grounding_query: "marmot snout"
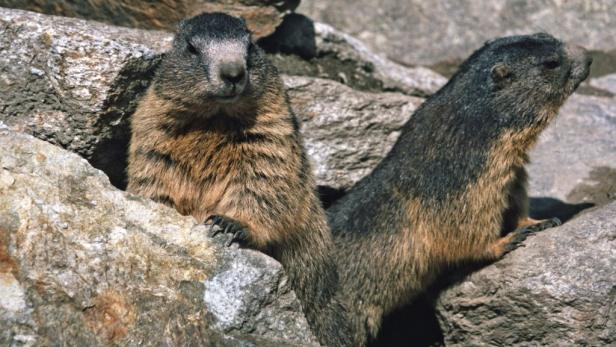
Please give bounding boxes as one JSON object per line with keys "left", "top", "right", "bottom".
{"left": 153, "top": 13, "right": 267, "bottom": 109}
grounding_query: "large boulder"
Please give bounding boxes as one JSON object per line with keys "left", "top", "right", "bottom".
{"left": 435, "top": 200, "right": 616, "bottom": 346}
{"left": 0, "top": 128, "right": 317, "bottom": 346}
{"left": 299, "top": 0, "right": 616, "bottom": 73}
{"left": 0, "top": 0, "right": 299, "bottom": 38}
{"left": 284, "top": 75, "right": 423, "bottom": 192}
{"left": 0, "top": 7, "right": 170, "bottom": 189}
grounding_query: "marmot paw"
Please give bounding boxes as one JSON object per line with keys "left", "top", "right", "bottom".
{"left": 205, "top": 215, "right": 250, "bottom": 247}
{"left": 525, "top": 217, "right": 562, "bottom": 232}
{"left": 504, "top": 217, "right": 561, "bottom": 253}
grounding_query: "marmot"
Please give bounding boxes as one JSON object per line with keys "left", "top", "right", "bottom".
{"left": 327, "top": 33, "right": 592, "bottom": 346}
{"left": 126, "top": 13, "right": 351, "bottom": 346}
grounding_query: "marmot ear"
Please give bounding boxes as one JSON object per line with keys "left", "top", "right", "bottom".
{"left": 491, "top": 63, "right": 512, "bottom": 83}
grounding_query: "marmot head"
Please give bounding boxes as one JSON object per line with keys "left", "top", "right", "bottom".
{"left": 154, "top": 12, "right": 269, "bottom": 110}
{"left": 446, "top": 33, "right": 591, "bottom": 130}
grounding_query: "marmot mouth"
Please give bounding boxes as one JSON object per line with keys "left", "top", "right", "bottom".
{"left": 215, "top": 93, "right": 242, "bottom": 103}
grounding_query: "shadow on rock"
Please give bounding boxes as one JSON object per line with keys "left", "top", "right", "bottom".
{"left": 369, "top": 292, "right": 444, "bottom": 347}
{"left": 566, "top": 166, "right": 616, "bottom": 208}
{"left": 90, "top": 55, "right": 162, "bottom": 190}
{"left": 529, "top": 166, "right": 616, "bottom": 222}
{"left": 258, "top": 13, "right": 317, "bottom": 59}
{"left": 529, "top": 197, "right": 594, "bottom": 223}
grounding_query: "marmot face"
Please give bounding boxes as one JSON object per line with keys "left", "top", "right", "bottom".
{"left": 450, "top": 33, "right": 591, "bottom": 130}
{"left": 154, "top": 12, "right": 268, "bottom": 110}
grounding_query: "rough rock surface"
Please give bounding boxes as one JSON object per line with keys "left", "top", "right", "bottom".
{"left": 300, "top": 0, "right": 616, "bottom": 70}
{"left": 436, "top": 201, "right": 616, "bottom": 346}
{"left": 589, "top": 73, "right": 616, "bottom": 96}
{"left": 0, "top": 129, "right": 317, "bottom": 346}
{"left": 261, "top": 14, "right": 447, "bottom": 96}
{"left": 0, "top": 7, "right": 171, "bottom": 189}
{"left": 0, "top": 0, "right": 298, "bottom": 38}
{"left": 284, "top": 75, "right": 423, "bottom": 192}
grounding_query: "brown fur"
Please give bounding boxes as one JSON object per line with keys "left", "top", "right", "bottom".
{"left": 126, "top": 12, "right": 352, "bottom": 346}
{"left": 127, "top": 79, "right": 308, "bottom": 249}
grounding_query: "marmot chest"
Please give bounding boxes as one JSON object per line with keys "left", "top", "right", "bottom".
{"left": 160, "top": 129, "right": 250, "bottom": 219}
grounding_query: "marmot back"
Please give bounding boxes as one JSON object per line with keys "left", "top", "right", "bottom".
{"left": 127, "top": 12, "right": 352, "bottom": 346}
{"left": 327, "top": 33, "right": 592, "bottom": 346}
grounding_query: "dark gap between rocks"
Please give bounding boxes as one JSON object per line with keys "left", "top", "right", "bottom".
{"left": 90, "top": 55, "right": 162, "bottom": 190}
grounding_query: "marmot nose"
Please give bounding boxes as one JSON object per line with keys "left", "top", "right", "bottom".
{"left": 585, "top": 54, "right": 593, "bottom": 69}
{"left": 566, "top": 43, "right": 592, "bottom": 80}
{"left": 220, "top": 62, "right": 246, "bottom": 85}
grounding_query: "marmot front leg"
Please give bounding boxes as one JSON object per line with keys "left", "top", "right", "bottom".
{"left": 486, "top": 217, "right": 561, "bottom": 259}
{"left": 502, "top": 167, "right": 563, "bottom": 233}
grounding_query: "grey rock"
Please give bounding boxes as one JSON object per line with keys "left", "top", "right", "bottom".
{"left": 436, "top": 200, "right": 616, "bottom": 346}
{"left": 528, "top": 93, "right": 616, "bottom": 208}
{"left": 589, "top": 73, "right": 616, "bottom": 95}
{"left": 263, "top": 15, "right": 447, "bottom": 96}
{"left": 0, "top": 129, "right": 316, "bottom": 346}
{"left": 300, "top": 0, "right": 616, "bottom": 70}
{"left": 311, "top": 22, "right": 446, "bottom": 96}
{"left": 284, "top": 75, "right": 424, "bottom": 191}
{"left": 0, "top": 7, "right": 171, "bottom": 188}
{"left": 0, "top": 0, "right": 299, "bottom": 39}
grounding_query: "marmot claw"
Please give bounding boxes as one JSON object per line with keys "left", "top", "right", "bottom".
{"left": 206, "top": 214, "right": 250, "bottom": 246}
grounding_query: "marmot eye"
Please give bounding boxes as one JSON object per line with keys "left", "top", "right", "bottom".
{"left": 542, "top": 59, "right": 560, "bottom": 69}
{"left": 187, "top": 41, "right": 197, "bottom": 55}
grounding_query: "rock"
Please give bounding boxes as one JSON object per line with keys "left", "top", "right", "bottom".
{"left": 589, "top": 73, "right": 616, "bottom": 95}
{"left": 299, "top": 0, "right": 616, "bottom": 71}
{"left": 527, "top": 93, "right": 616, "bottom": 219}
{"left": 261, "top": 14, "right": 446, "bottom": 96}
{"left": 0, "top": 129, "right": 317, "bottom": 346}
{"left": 0, "top": 7, "right": 171, "bottom": 189}
{"left": 436, "top": 201, "right": 616, "bottom": 346}
{"left": 285, "top": 75, "right": 423, "bottom": 192}
{"left": 0, "top": 0, "right": 299, "bottom": 38}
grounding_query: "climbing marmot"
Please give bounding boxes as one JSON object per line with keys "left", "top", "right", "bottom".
{"left": 126, "top": 13, "right": 351, "bottom": 346}
{"left": 327, "top": 33, "right": 592, "bottom": 346}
